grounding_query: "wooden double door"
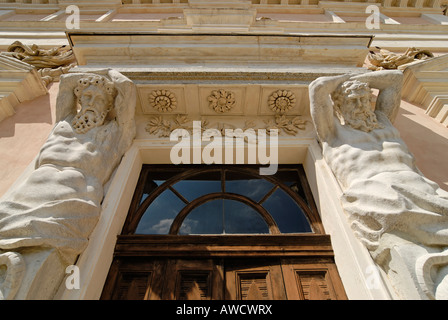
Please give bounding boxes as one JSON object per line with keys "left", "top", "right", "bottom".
{"left": 101, "top": 235, "right": 347, "bottom": 300}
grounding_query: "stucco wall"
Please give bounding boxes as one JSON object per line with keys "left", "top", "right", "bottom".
{"left": 394, "top": 99, "right": 448, "bottom": 191}
{"left": 0, "top": 82, "right": 57, "bottom": 198}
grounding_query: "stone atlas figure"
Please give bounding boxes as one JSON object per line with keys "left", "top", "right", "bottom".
{"left": 0, "top": 69, "right": 136, "bottom": 299}
{"left": 309, "top": 70, "right": 448, "bottom": 299}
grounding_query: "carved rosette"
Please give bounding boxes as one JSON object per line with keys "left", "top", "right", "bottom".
{"left": 208, "top": 89, "right": 235, "bottom": 113}
{"left": 149, "top": 89, "right": 177, "bottom": 113}
{"left": 268, "top": 90, "right": 296, "bottom": 114}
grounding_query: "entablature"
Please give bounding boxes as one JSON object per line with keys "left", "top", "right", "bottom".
{"left": 0, "top": 0, "right": 447, "bottom": 53}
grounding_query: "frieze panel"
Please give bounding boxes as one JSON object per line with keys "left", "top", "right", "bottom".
{"left": 259, "top": 86, "right": 309, "bottom": 116}
{"left": 199, "top": 86, "right": 245, "bottom": 116}
{"left": 138, "top": 85, "right": 186, "bottom": 115}
{"left": 149, "top": 89, "right": 178, "bottom": 113}
{"left": 268, "top": 89, "right": 296, "bottom": 114}
{"left": 137, "top": 84, "right": 310, "bottom": 117}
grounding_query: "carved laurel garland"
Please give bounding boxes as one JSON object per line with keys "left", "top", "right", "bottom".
{"left": 149, "top": 89, "right": 177, "bottom": 112}
{"left": 146, "top": 114, "right": 307, "bottom": 138}
{"left": 268, "top": 90, "right": 296, "bottom": 114}
{"left": 264, "top": 115, "right": 306, "bottom": 135}
{"left": 146, "top": 114, "right": 190, "bottom": 137}
{"left": 208, "top": 89, "right": 236, "bottom": 113}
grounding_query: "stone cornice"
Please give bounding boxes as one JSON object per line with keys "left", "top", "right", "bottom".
{"left": 402, "top": 53, "right": 448, "bottom": 127}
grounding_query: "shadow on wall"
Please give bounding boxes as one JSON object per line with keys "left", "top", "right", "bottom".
{"left": 394, "top": 101, "right": 448, "bottom": 192}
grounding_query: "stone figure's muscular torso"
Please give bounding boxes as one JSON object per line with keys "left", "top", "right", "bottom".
{"left": 0, "top": 72, "right": 136, "bottom": 301}
{"left": 323, "top": 112, "right": 417, "bottom": 189}
{"left": 7, "top": 117, "right": 118, "bottom": 208}
{"left": 38, "top": 117, "right": 118, "bottom": 177}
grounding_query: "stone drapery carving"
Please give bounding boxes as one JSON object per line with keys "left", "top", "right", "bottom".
{"left": 0, "top": 69, "right": 136, "bottom": 300}
{"left": 367, "top": 47, "right": 433, "bottom": 71}
{"left": 309, "top": 70, "right": 448, "bottom": 300}
{"left": 0, "top": 252, "right": 25, "bottom": 300}
{"left": 268, "top": 89, "right": 296, "bottom": 114}
{"left": 149, "top": 89, "right": 177, "bottom": 113}
{"left": 1, "top": 41, "right": 77, "bottom": 85}
{"left": 6, "top": 41, "right": 75, "bottom": 69}
{"left": 208, "top": 89, "right": 236, "bottom": 113}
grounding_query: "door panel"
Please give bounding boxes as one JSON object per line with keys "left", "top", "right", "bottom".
{"left": 281, "top": 259, "right": 348, "bottom": 300}
{"left": 101, "top": 258, "right": 166, "bottom": 300}
{"left": 161, "top": 259, "right": 224, "bottom": 300}
{"left": 101, "top": 235, "right": 348, "bottom": 300}
{"left": 102, "top": 257, "right": 347, "bottom": 300}
{"left": 225, "top": 260, "right": 286, "bottom": 300}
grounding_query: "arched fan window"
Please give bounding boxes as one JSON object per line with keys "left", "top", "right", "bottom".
{"left": 122, "top": 165, "right": 323, "bottom": 235}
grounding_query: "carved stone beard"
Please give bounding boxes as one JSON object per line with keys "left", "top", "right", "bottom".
{"left": 332, "top": 80, "right": 383, "bottom": 133}
{"left": 72, "top": 107, "right": 108, "bottom": 134}
{"left": 340, "top": 105, "right": 383, "bottom": 133}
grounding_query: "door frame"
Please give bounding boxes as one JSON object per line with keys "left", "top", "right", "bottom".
{"left": 110, "top": 234, "right": 334, "bottom": 258}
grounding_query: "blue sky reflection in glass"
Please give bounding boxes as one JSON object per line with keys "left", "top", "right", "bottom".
{"left": 135, "top": 188, "right": 185, "bottom": 234}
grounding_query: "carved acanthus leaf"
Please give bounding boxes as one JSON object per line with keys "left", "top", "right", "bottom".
{"left": 264, "top": 115, "right": 307, "bottom": 135}
{"left": 146, "top": 116, "right": 172, "bottom": 137}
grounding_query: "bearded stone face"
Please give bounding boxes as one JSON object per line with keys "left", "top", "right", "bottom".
{"left": 332, "top": 80, "right": 382, "bottom": 132}
{"left": 72, "top": 76, "right": 116, "bottom": 134}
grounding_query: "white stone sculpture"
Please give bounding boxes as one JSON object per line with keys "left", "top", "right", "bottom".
{"left": 0, "top": 69, "right": 136, "bottom": 299}
{"left": 2, "top": 41, "right": 77, "bottom": 85}
{"left": 367, "top": 47, "right": 433, "bottom": 71}
{"left": 309, "top": 70, "right": 448, "bottom": 300}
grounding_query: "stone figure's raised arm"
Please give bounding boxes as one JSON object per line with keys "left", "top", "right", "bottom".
{"left": 349, "top": 70, "right": 403, "bottom": 123}
{"left": 55, "top": 70, "right": 136, "bottom": 157}
{"left": 54, "top": 73, "right": 89, "bottom": 123}
{"left": 106, "top": 69, "right": 137, "bottom": 157}
{"left": 309, "top": 74, "right": 352, "bottom": 142}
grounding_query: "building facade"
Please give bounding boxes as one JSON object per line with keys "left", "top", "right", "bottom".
{"left": 0, "top": 0, "right": 448, "bottom": 300}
